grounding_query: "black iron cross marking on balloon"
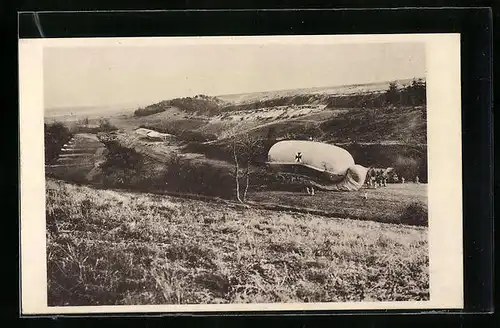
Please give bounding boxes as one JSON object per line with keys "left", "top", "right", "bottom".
{"left": 295, "top": 152, "right": 302, "bottom": 162}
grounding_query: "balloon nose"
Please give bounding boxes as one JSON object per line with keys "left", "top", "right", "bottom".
{"left": 348, "top": 164, "right": 368, "bottom": 185}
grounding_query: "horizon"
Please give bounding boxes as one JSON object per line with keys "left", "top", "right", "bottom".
{"left": 215, "top": 75, "right": 424, "bottom": 97}
{"left": 44, "top": 42, "right": 426, "bottom": 111}
{"left": 45, "top": 75, "right": 425, "bottom": 111}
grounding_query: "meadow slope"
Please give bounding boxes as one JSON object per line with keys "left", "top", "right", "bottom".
{"left": 46, "top": 179, "right": 429, "bottom": 306}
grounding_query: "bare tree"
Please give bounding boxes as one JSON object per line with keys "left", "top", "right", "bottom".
{"left": 232, "top": 141, "right": 242, "bottom": 203}
{"left": 230, "top": 134, "right": 263, "bottom": 203}
{"left": 243, "top": 165, "right": 251, "bottom": 202}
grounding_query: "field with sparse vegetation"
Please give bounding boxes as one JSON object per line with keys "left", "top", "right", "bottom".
{"left": 44, "top": 78, "right": 429, "bottom": 306}
{"left": 46, "top": 179, "right": 429, "bottom": 306}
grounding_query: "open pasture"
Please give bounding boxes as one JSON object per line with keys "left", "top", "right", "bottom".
{"left": 248, "top": 183, "right": 427, "bottom": 226}
{"left": 46, "top": 179, "right": 429, "bottom": 306}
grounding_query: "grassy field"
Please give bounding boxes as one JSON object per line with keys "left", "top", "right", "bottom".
{"left": 248, "top": 183, "right": 428, "bottom": 226}
{"left": 46, "top": 179, "right": 429, "bottom": 306}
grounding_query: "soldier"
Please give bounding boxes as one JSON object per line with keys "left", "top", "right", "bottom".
{"left": 369, "top": 169, "right": 377, "bottom": 188}
{"left": 375, "top": 171, "right": 382, "bottom": 187}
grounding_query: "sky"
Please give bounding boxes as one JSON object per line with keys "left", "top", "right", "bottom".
{"left": 43, "top": 42, "right": 425, "bottom": 109}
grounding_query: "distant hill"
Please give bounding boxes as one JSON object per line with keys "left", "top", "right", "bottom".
{"left": 134, "top": 77, "right": 425, "bottom": 118}
{"left": 45, "top": 102, "right": 144, "bottom": 121}
{"left": 134, "top": 95, "right": 229, "bottom": 117}
{"left": 50, "top": 77, "right": 426, "bottom": 148}
{"left": 217, "top": 78, "right": 421, "bottom": 105}
{"left": 130, "top": 77, "right": 426, "bottom": 145}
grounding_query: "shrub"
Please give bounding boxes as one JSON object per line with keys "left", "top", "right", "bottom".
{"left": 98, "top": 119, "right": 118, "bottom": 132}
{"left": 394, "top": 156, "right": 420, "bottom": 181}
{"left": 161, "top": 155, "right": 235, "bottom": 198}
{"left": 70, "top": 119, "right": 118, "bottom": 134}
{"left": 95, "top": 141, "right": 238, "bottom": 199}
{"left": 178, "top": 131, "right": 217, "bottom": 143}
{"left": 398, "top": 202, "right": 428, "bottom": 226}
{"left": 134, "top": 103, "right": 168, "bottom": 117}
{"left": 44, "top": 122, "right": 73, "bottom": 164}
{"left": 99, "top": 141, "right": 144, "bottom": 187}
{"left": 169, "top": 97, "right": 222, "bottom": 116}
{"left": 136, "top": 95, "right": 226, "bottom": 117}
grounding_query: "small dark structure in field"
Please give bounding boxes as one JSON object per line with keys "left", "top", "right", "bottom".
{"left": 266, "top": 140, "right": 368, "bottom": 191}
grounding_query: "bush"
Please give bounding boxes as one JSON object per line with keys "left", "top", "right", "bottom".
{"left": 161, "top": 156, "right": 279, "bottom": 199}
{"left": 394, "top": 156, "right": 420, "bottom": 181}
{"left": 134, "top": 103, "right": 168, "bottom": 117}
{"left": 178, "top": 131, "right": 217, "bottom": 143}
{"left": 398, "top": 202, "right": 428, "bottom": 226}
{"left": 96, "top": 141, "right": 237, "bottom": 199}
{"left": 169, "top": 96, "right": 223, "bottom": 116}
{"left": 44, "top": 122, "right": 73, "bottom": 164}
{"left": 136, "top": 95, "right": 225, "bottom": 117}
{"left": 98, "top": 119, "right": 118, "bottom": 132}
{"left": 99, "top": 140, "right": 144, "bottom": 187}
{"left": 70, "top": 119, "right": 118, "bottom": 134}
{"left": 161, "top": 155, "right": 235, "bottom": 198}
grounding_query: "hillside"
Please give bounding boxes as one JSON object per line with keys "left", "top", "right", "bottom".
{"left": 213, "top": 106, "right": 426, "bottom": 144}
{"left": 128, "top": 77, "right": 426, "bottom": 145}
{"left": 46, "top": 178, "right": 429, "bottom": 306}
{"left": 217, "top": 78, "right": 420, "bottom": 105}
{"left": 134, "top": 104, "right": 426, "bottom": 145}
{"left": 46, "top": 77, "right": 428, "bottom": 201}
{"left": 134, "top": 95, "right": 229, "bottom": 117}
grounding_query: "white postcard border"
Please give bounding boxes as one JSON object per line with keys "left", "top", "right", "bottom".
{"left": 19, "top": 33, "right": 463, "bottom": 314}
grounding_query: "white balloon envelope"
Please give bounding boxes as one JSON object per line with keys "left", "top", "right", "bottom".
{"left": 266, "top": 140, "right": 367, "bottom": 191}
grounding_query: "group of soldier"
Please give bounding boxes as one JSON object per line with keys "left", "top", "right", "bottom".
{"left": 298, "top": 167, "right": 421, "bottom": 196}
{"left": 366, "top": 173, "right": 388, "bottom": 188}
{"left": 365, "top": 168, "right": 389, "bottom": 188}
{"left": 365, "top": 168, "right": 420, "bottom": 188}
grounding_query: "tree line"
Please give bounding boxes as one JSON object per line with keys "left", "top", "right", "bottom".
{"left": 384, "top": 78, "right": 426, "bottom": 107}
{"left": 134, "top": 78, "right": 426, "bottom": 118}
{"left": 134, "top": 95, "right": 224, "bottom": 117}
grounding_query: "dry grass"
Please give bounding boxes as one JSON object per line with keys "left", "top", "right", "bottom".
{"left": 249, "top": 184, "right": 428, "bottom": 226}
{"left": 46, "top": 179, "right": 429, "bottom": 306}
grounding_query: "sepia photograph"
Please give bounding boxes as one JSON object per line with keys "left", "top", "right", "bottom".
{"left": 19, "top": 34, "right": 463, "bottom": 314}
